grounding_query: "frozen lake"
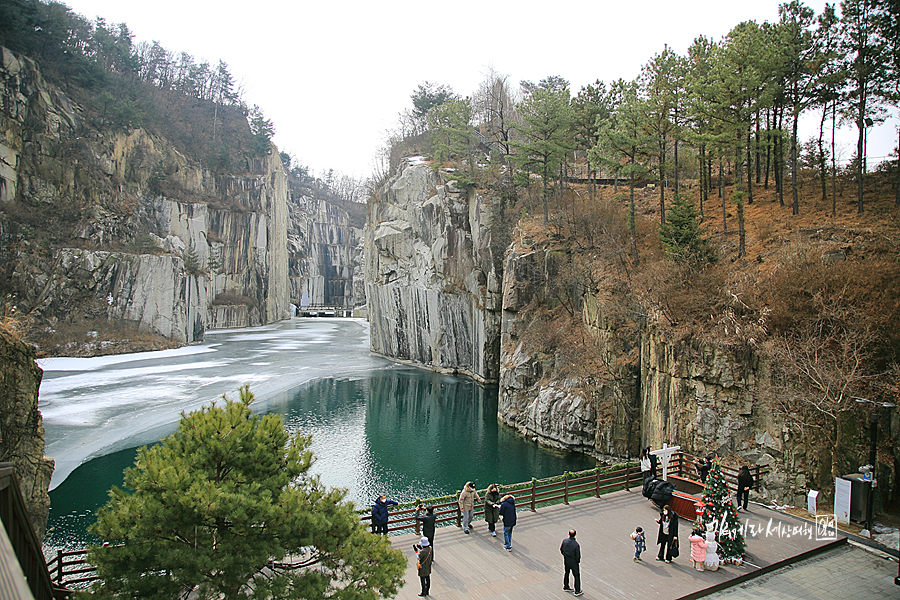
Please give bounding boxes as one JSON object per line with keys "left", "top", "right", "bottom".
{"left": 40, "top": 318, "right": 596, "bottom": 552}
{"left": 39, "top": 318, "right": 389, "bottom": 490}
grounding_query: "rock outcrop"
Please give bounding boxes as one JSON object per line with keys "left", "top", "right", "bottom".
{"left": 496, "top": 240, "right": 823, "bottom": 505}
{"left": 288, "top": 194, "right": 360, "bottom": 309}
{"left": 0, "top": 46, "right": 289, "bottom": 350}
{"left": 365, "top": 161, "right": 502, "bottom": 383}
{"left": 0, "top": 330, "right": 53, "bottom": 540}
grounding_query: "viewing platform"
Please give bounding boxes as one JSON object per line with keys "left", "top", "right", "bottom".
{"left": 387, "top": 491, "right": 896, "bottom": 599}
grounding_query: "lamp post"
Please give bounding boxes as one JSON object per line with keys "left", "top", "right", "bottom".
{"left": 852, "top": 398, "right": 895, "bottom": 540}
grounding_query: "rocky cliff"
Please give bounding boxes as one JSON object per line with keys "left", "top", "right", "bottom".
{"left": 495, "top": 240, "right": 835, "bottom": 505}
{"left": 288, "top": 193, "right": 360, "bottom": 309}
{"left": 364, "top": 160, "right": 502, "bottom": 383}
{"left": 0, "top": 46, "right": 289, "bottom": 352}
{"left": 0, "top": 329, "right": 53, "bottom": 540}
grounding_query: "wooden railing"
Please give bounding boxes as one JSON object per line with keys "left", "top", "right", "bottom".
{"left": 44, "top": 451, "right": 769, "bottom": 588}
{"left": 46, "top": 548, "right": 97, "bottom": 590}
{"left": 359, "top": 463, "right": 645, "bottom": 536}
{"left": 0, "top": 463, "right": 70, "bottom": 599}
{"left": 669, "top": 452, "right": 768, "bottom": 492}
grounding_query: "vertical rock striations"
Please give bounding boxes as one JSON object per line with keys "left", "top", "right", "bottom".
{"left": 287, "top": 194, "right": 360, "bottom": 309}
{"left": 497, "top": 239, "right": 814, "bottom": 503}
{"left": 365, "top": 161, "right": 502, "bottom": 383}
{"left": 0, "top": 45, "right": 289, "bottom": 351}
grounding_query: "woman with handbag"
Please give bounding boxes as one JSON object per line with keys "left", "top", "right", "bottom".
{"left": 655, "top": 505, "right": 679, "bottom": 563}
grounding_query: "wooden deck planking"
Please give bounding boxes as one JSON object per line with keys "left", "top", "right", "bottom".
{"left": 388, "top": 489, "right": 841, "bottom": 599}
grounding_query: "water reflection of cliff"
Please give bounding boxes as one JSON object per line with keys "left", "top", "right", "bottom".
{"left": 362, "top": 369, "right": 595, "bottom": 499}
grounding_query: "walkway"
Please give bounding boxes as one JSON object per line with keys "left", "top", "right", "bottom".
{"left": 387, "top": 489, "right": 894, "bottom": 599}
{"left": 704, "top": 543, "right": 899, "bottom": 599}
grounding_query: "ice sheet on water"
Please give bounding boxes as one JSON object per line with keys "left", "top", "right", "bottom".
{"left": 42, "top": 318, "right": 388, "bottom": 489}
{"left": 37, "top": 345, "right": 217, "bottom": 372}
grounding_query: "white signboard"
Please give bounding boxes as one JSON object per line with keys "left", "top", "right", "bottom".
{"left": 834, "top": 477, "right": 851, "bottom": 525}
{"left": 807, "top": 490, "right": 819, "bottom": 517}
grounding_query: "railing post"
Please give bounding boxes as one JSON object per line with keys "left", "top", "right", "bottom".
{"left": 456, "top": 491, "right": 462, "bottom": 527}
{"left": 595, "top": 467, "right": 601, "bottom": 498}
{"left": 564, "top": 471, "right": 570, "bottom": 505}
{"left": 625, "top": 463, "right": 630, "bottom": 491}
{"left": 531, "top": 478, "right": 537, "bottom": 512}
{"left": 51, "top": 550, "right": 61, "bottom": 586}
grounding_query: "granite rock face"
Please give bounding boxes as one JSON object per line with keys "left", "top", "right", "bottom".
{"left": 496, "top": 238, "right": 814, "bottom": 504}
{"left": 365, "top": 161, "right": 502, "bottom": 382}
{"left": 0, "top": 45, "right": 289, "bottom": 347}
{"left": 288, "top": 194, "right": 360, "bottom": 309}
{"left": 498, "top": 246, "right": 598, "bottom": 453}
{"left": 0, "top": 330, "right": 53, "bottom": 540}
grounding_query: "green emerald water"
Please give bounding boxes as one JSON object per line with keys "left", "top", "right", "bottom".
{"left": 46, "top": 367, "right": 595, "bottom": 553}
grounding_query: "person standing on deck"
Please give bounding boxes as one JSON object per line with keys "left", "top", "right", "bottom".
{"left": 498, "top": 494, "right": 517, "bottom": 551}
{"left": 371, "top": 494, "right": 398, "bottom": 535}
{"left": 655, "top": 504, "right": 679, "bottom": 563}
{"left": 416, "top": 505, "right": 437, "bottom": 553}
{"left": 560, "top": 529, "right": 583, "bottom": 596}
{"left": 484, "top": 483, "right": 501, "bottom": 537}
{"left": 736, "top": 466, "right": 754, "bottom": 511}
{"left": 458, "top": 481, "right": 480, "bottom": 534}
{"left": 415, "top": 537, "right": 433, "bottom": 597}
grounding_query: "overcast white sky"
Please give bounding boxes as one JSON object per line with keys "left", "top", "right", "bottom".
{"left": 62, "top": 0, "right": 897, "bottom": 180}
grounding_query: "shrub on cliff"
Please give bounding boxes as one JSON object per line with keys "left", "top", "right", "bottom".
{"left": 87, "top": 386, "right": 405, "bottom": 600}
{"left": 657, "top": 195, "right": 715, "bottom": 265}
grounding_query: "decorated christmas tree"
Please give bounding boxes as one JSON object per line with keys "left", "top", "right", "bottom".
{"left": 698, "top": 461, "right": 746, "bottom": 563}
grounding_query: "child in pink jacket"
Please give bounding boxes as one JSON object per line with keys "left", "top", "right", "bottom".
{"left": 689, "top": 529, "right": 708, "bottom": 571}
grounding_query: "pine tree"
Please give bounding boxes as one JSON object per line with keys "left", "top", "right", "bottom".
{"left": 657, "top": 194, "right": 715, "bottom": 265}
{"left": 88, "top": 386, "right": 405, "bottom": 600}
{"left": 698, "top": 461, "right": 746, "bottom": 562}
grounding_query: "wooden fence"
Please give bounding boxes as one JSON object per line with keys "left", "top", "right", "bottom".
{"left": 44, "top": 452, "right": 767, "bottom": 588}
{"left": 0, "top": 463, "right": 68, "bottom": 599}
{"left": 359, "top": 463, "right": 645, "bottom": 536}
{"left": 669, "top": 452, "right": 767, "bottom": 492}
{"left": 46, "top": 548, "right": 97, "bottom": 590}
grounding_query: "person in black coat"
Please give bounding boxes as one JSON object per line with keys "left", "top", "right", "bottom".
{"left": 560, "top": 529, "right": 583, "bottom": 596}
{"left": 736, "top": 466, "right": 754, "bottom": 511}
{"left": 484, "top": 483, "right": 501, "bottom": 537}
{"left": 416, "top": 505, "right": 437, "bottom": 550}
{"left": 371, "top": 494, "right": 398, "bottom": 535}
{"left": 648, "top": 449, "right": 659, "bottom": 479}
{"left": 655, "top": 504, "right": 679, "bottom": 563}
{"left": 695, "top": 456, "right": 712, "bottom": 484}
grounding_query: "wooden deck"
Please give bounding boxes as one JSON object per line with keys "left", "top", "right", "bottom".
{"left": 388, "top": 489, "right": 844, "bottom": 599}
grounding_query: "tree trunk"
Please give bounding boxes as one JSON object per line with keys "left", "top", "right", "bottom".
{"left": 720, "top": 156, "right": 727, "bottom": 233}
{"left": 856, "top": 87, "right": 865, "bottom": 214}
{"left": 765, "top": 108, "right": 772, "bottom": 189}
{"left": 630, "top": 166, "right": 638, "bottom": 265}
{"left": 746, "top": 125, "right": 754, "bottom": 205}
{"left": 542, "top": 161, "right": 550, "bottom": 224}
{"left": 832, "top": 99, "right": 837, "bottom": 218}
{"left": 792, "top": 109, "right": 800, "bottom": 215}
{"left": 699, "top": 144, "right": 705, "bottom": 217}
{"left": 659, "top": 139, "right": 666, "bottom": 224}
{"left": 818, "top": 105, "right": 828, "bottom": 207}
{"left": 755, "top": 110, "right": 762, "bottom": 184}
